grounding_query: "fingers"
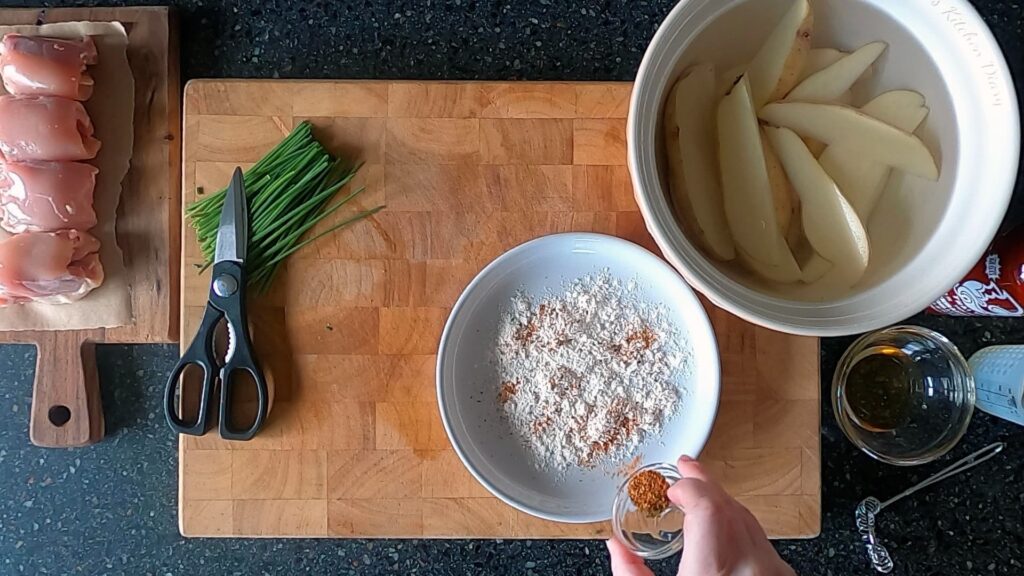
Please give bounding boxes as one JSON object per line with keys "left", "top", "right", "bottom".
{"left": 668, "top": 477, "right": 713, "bottom": 511}
{"left": 606, "top": 539, "right": 654, "bottom": 576}
{"left": 669, "top": 457, "right": 726, "bottom": 516}
{"left": 667, "top": 454, "right": 790, "bottom": 576}
{"left": 675, "top": 455, "right": 711, "bottom": 483}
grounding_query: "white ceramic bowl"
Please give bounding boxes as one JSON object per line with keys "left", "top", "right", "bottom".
{"left": 436, "top": 233, "right": 720, "bottom": 523}
{"left": 629, "top": 0, "right": 1020, "bottom": 336}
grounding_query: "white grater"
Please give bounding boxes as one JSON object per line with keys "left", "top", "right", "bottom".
{"left": 967, "top": 345, "right": 1024, "bottom": 426}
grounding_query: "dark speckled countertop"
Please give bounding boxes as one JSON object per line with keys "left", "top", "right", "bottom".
{"left": 1, "top": 1, "right": 1023, "bottom": 575}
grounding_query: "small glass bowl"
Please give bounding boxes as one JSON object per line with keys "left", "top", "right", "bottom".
{"left": 833, "top": 325, "right": 975, "bottom": 466}
{"left": 611, "top": 463, "right": 684, "bottom": 559}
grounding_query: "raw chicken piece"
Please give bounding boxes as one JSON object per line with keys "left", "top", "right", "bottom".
{"left": 0, "top": 161, "right": 98, "bottom": 233}
{"left": 0, "top": 95, "right": 101, "bottom": 161}
{"left": 0, "top": 34, "right": 97, "bottom": 100}
{"left": 0, "top": 230, "right": 103, "bottom": 305}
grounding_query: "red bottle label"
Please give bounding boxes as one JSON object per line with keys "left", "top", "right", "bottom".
{"left": 930, "top": 252, "right": 1024, "bottom": 317}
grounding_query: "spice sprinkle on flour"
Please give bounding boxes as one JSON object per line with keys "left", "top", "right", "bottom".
{"left": 494, "top": 271, "right": 689, "bottom": 473}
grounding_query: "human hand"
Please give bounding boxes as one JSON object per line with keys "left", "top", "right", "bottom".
{"left": 607, "top": 456, "right": 796, "bottom": 576}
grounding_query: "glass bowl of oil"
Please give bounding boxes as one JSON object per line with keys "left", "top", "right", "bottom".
{"left": 611, "top": 463, "right": 685, "bottom": 560}
{"left": 833, "top": 325, "right": 975, "bottom": 466}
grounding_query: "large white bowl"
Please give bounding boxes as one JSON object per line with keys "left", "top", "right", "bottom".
{"left": 437, "top": 233, "right": 720, "bottom": 523}
{"left": 629, "top": 0, "right": 1020, "bottom": 336}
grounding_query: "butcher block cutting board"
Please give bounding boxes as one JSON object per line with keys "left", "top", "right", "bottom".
{"left": 0, "top": 7, "right": 180, "bottom": 447}
{"left": 178, "top": 80, "right": 820, "bottom": 539}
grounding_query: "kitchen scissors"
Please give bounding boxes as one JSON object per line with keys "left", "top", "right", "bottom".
{"left": 164, "top": 167, "right": 269, "bottom": 441}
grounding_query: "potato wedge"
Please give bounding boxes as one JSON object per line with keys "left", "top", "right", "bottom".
{"left": 664, "top": 81, "right": 708, "bottom": 254}
{"left": 764, "top": 127, "right": 870, "bottom": 287}
{"left": 759, "top": 101, "right": 939, "bottom": 180}
{"left": 737, "top": 245, "right": 802, "bottom": 283}
{"left": 671, "top": 64, "right": 735, "bottom": 260}
{"left": 819, "top": 90, "right": 930, "bottom": 218}
{"left": 787, "top": 42, "right": 887, "bottom": 102}
{"left": 761, "top": 126, "right": 800, "bottom": 242}
{"left": 717, "top": 75, "right": 796, "bottom": 269}
{"left": 718, "top": 64, "right": 746, "bottom": 97}
{"left": 803, "top": 137, "right": 827, "bottom": 157}
{"left": 747, "top": 0, "right": 813, "bottom": 108}
{"left": 800, "top": 253, "right": 833, "bottom": 283}
{"left": 804, "top": 90, "right": 862, "bottom": 156}
{"left": 862, "top": 89, "right": 927, "bottom": 117}
{"left": 796, "top": 48, "right": 846, "bottom": 83}
{"left": 802, "top": 92, "right": 928, "bottom": 282}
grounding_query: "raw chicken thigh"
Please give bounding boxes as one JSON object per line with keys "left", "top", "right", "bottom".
{"left": 0, "top": 33, "right": 106, "bottom": 308}
{"left": 0, "top": 161, "right": 98, "bottom": 233}
{"left": 0, "top": 229, "right": 103, "bottom": 305}
{"left": 0, "top": 34, "right": 96, "bottom": 100}
{"left": 0, "top": 95, "right": 101, "bottom": 161}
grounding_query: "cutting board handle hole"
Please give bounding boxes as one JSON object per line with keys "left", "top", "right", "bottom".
{"left": 48, "top": 405, "right": 71, "bottom": 427}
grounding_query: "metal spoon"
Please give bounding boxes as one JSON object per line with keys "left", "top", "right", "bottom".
{"left": 855, "top": 442, "right": 1006, "bottom": 573}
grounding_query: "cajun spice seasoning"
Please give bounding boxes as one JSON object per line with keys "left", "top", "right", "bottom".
{"left": 628, "top": 469, "right": 671, "bottom": 516}
{"left": 498, "top": 381, "right": 518, "bottom": 405}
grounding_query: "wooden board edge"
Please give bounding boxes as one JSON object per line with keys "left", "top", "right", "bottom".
{"left": 178, "top": 78, "right": 199, "bottom": 350}
{"left": 177, "top": 438, "right": 190, "bottom": 537}
{"left": 164, "top": 7, "right": 182, "bottom": 344}
{"left": 106, "top": 6, "right": 181, "bottom": 344}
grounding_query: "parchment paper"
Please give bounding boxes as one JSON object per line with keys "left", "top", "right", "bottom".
{"left": 0, "top": 22, "right": 133, "bottom": 331}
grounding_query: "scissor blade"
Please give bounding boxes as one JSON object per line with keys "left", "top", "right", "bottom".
{"left": 214, "top": 167, "right": 248, "bottom": 264}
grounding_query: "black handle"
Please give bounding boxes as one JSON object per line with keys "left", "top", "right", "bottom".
{"left": 164, "top": 304, "right": 220, "bottom": 436}
{"left": 210, "top": 260, "right": 269, "bottom": 441}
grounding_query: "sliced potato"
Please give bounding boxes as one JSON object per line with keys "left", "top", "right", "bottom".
{"left": 717, "top": 75, "right": 794, "bottom": 268}
{"left": 761, "top": 126, "right": 800, "bottom": 241}
{"left": 737, "top": 244, "right": 802, "bottom": 283}
{"left": 803, "top": 137, "right": 827, "bottom": 157}
{"left": 819, "top": 90, "right": 930, "bottom": 218}
{"left": 800, "top": 253, "right": 833, "bottom": 283}
{"left": 747, "top": 0, "right": 813, "bottom": 108}
{"left": 862, "top": 89, "right": 927, "bottom": 117}
{"left": 664, "top": 81, "right": 707, "bottom": 254}
{"left": 764, "top": 127, "right": 870, "bottom": 287}
{"left": 786, "top": 42, "right": 887, "bottom": 102}
{"left": 759, "top": 101, "right": 939, "bottom": 180}
{"left": 672, "top": 64, "right": 735, "bottom": 260}
{"left": 797, "top": 48, "right": 846, "bottom": 83}
{"left": 718, "top": 64, "right": 746, "bottom": 97}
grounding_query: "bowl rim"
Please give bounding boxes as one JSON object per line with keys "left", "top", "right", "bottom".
{"left": 435, "top": 232, "right": 721, "bottom": 523}
{"left": 627, "top": 0, "right": 1022, "bottom": 337}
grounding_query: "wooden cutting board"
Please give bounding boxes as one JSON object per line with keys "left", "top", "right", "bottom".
{"left": 0, "top": 7, "right": 180, "bottom": 447}
{"left": 178, "top": 80, "right": 821, "bottom": 539}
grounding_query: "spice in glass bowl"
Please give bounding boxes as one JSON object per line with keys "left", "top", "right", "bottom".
{"left": 628, "top": 469, "right": 671, "bottom": 516}
{"left": 613, "top": 463, "right": 685, "bottom": 559}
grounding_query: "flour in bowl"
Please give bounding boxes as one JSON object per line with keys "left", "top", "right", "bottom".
{"left": 494, "top": 271, "right": 689, "bottom": 473}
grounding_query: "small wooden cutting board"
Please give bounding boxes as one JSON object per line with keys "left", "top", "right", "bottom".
{"left": 0, "top": 7, "right": 180, "bottom": 448}
{"left": 178, "top": 80, "right": 820, "bottom": 539}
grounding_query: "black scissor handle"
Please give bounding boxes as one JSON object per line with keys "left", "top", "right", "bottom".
{"left": 219, "top": 356, "right": 269, "bottom": 441}
{"left": 210, "top": 260, "right": 269, "bottom": 441}
{"left": 164, "top": 303, "right": 221, "bottom": 436}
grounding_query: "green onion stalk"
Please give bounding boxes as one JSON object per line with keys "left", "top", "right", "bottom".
{"left": 187, "top": 121, "right": 385, "bottom": 292}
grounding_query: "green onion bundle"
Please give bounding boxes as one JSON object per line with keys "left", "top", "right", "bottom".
{"left": 187, "top": 121, "right": 384, "bottom": 291}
